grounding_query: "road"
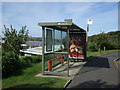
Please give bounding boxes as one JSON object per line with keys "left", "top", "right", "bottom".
{"left": 66, "top": 51, "right": 120, "bottom": 88}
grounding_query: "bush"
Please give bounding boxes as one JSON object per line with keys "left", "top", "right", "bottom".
{"left": 88, "top": 42, "right": 98, "bottom": 52}
{"left": 20, "top": 56, "right": 32, "bottom": 64}
{"left": 31, "top": 55, "right": 42, "bottom": 63}
{"left": 112, "top": 43, "right": 120, "bottom": 49}
{"left": 2, "top": 52, "right": 42, "bottom": 78}
{"left": 20, "top": 55, "right": 42, "bottom": 64}
{"left": 100, "top": 41, "right": 113, "bottom": 50}
{"left": 2, "top": 51, "right": 20, "bottom": 77}
{"left": 24, "top": 45, "right": 30, "bottom": 49}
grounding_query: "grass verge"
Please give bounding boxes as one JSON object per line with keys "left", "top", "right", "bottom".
{"left": 87, "top": 49, "right": 120, "bottom": 57}
{"left": 2, "top": 49, "right": 119, "bottom": 89}
{"left": 2, "top": 62, "right": 68, "bottom": 89}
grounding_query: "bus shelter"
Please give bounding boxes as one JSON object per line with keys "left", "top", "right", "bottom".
{"left": 38, "top": 19, "right": 87, "bottom": 76}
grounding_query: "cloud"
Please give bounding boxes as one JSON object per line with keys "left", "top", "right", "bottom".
{"left": 2, "top": 2, "right": 67, "bottom": 37}
{"left": 88, "top": 8, "right": 118, "bottom": 36}
{"left": 61, "top": 2, "right": 118, "bottom": 36}
{"left": 2, "top": 2, "right": 118, "bottom": 37}
{"left": 63, "top": 2, "right": 95, "bottom": 16}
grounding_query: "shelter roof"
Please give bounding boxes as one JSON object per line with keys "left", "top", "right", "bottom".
{"left": 38, "top": 19, "right": 86, "bottom": 33}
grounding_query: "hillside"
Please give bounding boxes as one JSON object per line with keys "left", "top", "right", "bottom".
{"left": 88, "top": 31, "right": 120, "bottom": 51}
{"left": 27, "top": 37, "right": 42, "bottom": 41}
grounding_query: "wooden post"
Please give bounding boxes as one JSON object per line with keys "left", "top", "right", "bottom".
{"left": 48, "top": 60, "right": 52, "bottom": 71}
{"left": 98, "top": 48, "right": 101, "bottom": 53}
{"left": 61, "top": 57, "right": 64, "bottom": 64}
{"left": 104, "top": 47, "right": 106, "bottom": 51}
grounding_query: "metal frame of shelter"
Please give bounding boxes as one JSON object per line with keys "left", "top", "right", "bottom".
{"left": 38, "top": 19, "right": 87, "bottom": 76}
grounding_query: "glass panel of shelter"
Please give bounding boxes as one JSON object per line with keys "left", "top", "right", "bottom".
{"left": 44, "top": 27, "right": 68, "bottom": 76}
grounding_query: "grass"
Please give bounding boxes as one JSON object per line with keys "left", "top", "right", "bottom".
{"left": 2, "top": 62, "right": 68, "bottom": 89}
{"left": 2, "top": 49, "right": 119, "bottom": 89}
{"left": 87, "top": 49, "right": 120, "bottom": 57}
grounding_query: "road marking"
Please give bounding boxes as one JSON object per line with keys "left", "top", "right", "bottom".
{"left": 114, "top": 58, "right": 120, "bottom": 71}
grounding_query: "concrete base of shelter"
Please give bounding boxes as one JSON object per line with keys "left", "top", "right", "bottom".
{"left": 35, "top": 61, "right": 86, "bottom": 79}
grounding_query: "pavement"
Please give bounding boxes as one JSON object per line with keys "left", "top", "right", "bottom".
{"left": 66, "top": 51, "right": 120, "bottom": 88}
{"left": 36, "top": 61, "right": 86, "bottom": 79}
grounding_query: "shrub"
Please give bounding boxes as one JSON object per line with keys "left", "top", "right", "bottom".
{"left": 20, "top": 56, "right": 32, "bottom": 64}
{"left": 2, "top": 51, "right": 20, "bottom": 77}
{"left": 20, "top": 55, "right": 42, "bottom": 64}
{"left": 31, "top": 55, "right": 42, "bottom": 63}
{"left": 24, "top": 45, "right": 30, "bottom": 49}
{"left": 88, "top": 42, "right": 98, "bottom": 52}
{"left": 20, "top": 55, "right": 42, "bottom": 67}
{"left": 2, "top": 52, "right": 42, "bottom": 78}
{"left": 100, "top": 41, "right": 113, "bottom": 50}
{"left": 112, "top": 43, "right": 120, "bottom": 49}
{"left": 2, "top": 25, "right": 28, "bottom": 55}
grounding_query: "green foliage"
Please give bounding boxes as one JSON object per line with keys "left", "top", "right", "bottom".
{"left": 2, "top": 25, "right": 29, "bottom": 55}
{"left": 88, "top": 42, "right": 98, "bottom": 52}
{"left": 94, "top": 32, "right": 111, "bottom": 50}
{"left": 2, "top": 25, "right": 29, "bottom": 78}
{"left": 107, "top": 31, "right": 120, "bottom": 49}
{"left": 20, "top": 56, "right": 32, "bottom": 64}
{"left": 2, "top": 53, "right": 42, "bottom": 78}
{"left": 20, "top": 55, "right": 42, "bottom": 64}
{"left": 24, "top": 45, "right": 30, "bottom": 49}
{"left": 87, "top": 49, "right": 120, "bottom": 57}
{"left": 2, "top": 63, "right": 68, "bottom": 89}
{"left": 88, "top": 31, "right": 119, "bottom": 51}
{"left": 31, "top": 55, "right": 42, "bottom": 63}
{"left": 2, "top": 51, "right": 20, "bottom": 77}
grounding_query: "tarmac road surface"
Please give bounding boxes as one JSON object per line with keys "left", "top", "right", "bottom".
{"left": 66, "top": 51, "right": 120, "bottom": 88}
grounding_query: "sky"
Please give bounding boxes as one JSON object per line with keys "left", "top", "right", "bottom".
{"left": 1, "top": 1, "right": 118, "bottom": 37}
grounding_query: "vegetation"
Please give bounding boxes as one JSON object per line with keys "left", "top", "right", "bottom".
{"left": 87, "top": 49, "right": 120, "bottom": 57}
{"left": 27, "top": 36, "right": 42, "bottom": 42}
{"left": 2, "top": 25, "right": 28, "bottom": 55}
{"left": 2, "top": 49, "right": 119, "bottom": 89}
{"left": 2, "top": 25, "right": 29, "bottom": 78}
{"left": 2, "top": 52, "right": 42, "bottom": 78}
{"left": 2, "top": 51, "right": 20, "bottom": 78}
{"left": 2, "top": 25, "right": 119, "bottom": 89}
{"left": 2, "top": 62, "right": 68, "bottom": 89}
{"left": 2, "top": 25, "right": 68, "bottom": 89}
{"left": 20, "top": 55, "right": 42, "bottom": 64}
{"left": 88, "top": 31, "right": 120, "bottom": 52}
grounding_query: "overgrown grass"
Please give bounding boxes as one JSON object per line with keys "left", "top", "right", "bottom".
{"left": 87, "top": 49, "right": 120, "bottom": 57}
{"left": 2, "top": 62, "right": 68, "bottom": 89}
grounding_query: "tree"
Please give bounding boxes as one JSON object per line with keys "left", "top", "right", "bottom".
{"left": 88, "top": 42, "right": 98, "bottom": 52}
{"left": 2, "top": 25, "right": 29, "bottom": 55}
{"left": 90, "top": 32, "right": 113, "bottom": 50}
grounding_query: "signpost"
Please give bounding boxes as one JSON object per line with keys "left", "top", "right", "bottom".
{"left": 86, "top": 19, "right": 92, "bottom": 58}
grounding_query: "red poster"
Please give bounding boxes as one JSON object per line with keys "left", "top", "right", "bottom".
{"left": 69, "top": 33, "right": 85, "bottom": 59}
